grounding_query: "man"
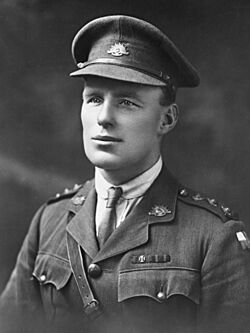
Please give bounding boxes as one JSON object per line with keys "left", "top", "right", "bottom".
{"left": 1, "top": 15, "right": 250, "bottom": 333}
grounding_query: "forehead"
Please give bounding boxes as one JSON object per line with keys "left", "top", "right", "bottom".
{"left": 83, "top": 75, "right": 163, "bottom": 99}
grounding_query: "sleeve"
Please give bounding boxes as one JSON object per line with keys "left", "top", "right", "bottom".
{"left": 0, "top": 205, "right": 47, "bottom": 333}
{"left": 198, "top": 219, "right": 250, "bottom": 333}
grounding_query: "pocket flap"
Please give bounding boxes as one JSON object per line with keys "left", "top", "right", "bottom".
{"left": 32, "top": 253, "right": 72, "bottom": 290}
{"left": 118, "top": 268, "right": 200, "bottom": 304}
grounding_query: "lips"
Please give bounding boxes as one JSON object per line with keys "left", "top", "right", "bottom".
{"left": 92, "top": 135, "right": 122, "bottom": 142}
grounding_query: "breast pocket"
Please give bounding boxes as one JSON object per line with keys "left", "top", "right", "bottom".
{"left": 118, "top": 268, "right": 200, "bottom": 333}
{"left": 118, "top": 267, "right": 200, "bottom": 305}
{"left": 32, "top": 253, "right": 72, "bottom": 320}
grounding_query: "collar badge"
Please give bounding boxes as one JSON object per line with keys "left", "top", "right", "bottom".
{"left": 71, "top": 195, "right": 86, "bottom": 206}
{"left": 107, "top": 42, "right": 130, "bottom": 57}
{"left": 148, "top": 205, "right": 172, "bottom": 217}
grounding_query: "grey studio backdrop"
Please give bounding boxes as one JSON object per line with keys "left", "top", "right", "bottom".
{"left": 0, "top": 0, "right": 249, "bottom": 292}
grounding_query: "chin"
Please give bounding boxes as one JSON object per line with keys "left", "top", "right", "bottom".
{"left": 86, "top": 152, "right": 123, "bottom": 171}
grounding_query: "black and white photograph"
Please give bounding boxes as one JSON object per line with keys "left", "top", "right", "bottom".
{"left": 0, "top": 1, "right": 250, "bottom": 332}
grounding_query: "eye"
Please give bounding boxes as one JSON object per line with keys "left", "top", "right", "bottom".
{"left": 87, "top": 96, "right": 103, "bottom": 104}
{"left": 120, "top": 99, "right": 139, "bottom": 108}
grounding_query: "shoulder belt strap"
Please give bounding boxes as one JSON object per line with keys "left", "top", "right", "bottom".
{"left": 66, "top": 233, "right": 102, "bottom": 319}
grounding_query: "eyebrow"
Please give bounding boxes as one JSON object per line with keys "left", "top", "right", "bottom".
{"left": 83, "top": 87, "right": 143, "bottom": 101}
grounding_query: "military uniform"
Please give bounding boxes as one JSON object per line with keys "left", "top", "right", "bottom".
{"left": 1, "top": 167, "right": 250, "bottom": 333}
{"left": 1, "top": 15, "right": 250, "bottom": 333}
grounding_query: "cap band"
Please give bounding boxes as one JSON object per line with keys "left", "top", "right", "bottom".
{"left": 71, "top": 58, "right": 171, "bottom": 85}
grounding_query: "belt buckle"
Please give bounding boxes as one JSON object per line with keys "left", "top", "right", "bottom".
{"left": 84, "top": 299, "right": 100, "bottom": 318}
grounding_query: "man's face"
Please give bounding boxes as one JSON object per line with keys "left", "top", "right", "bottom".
{"left": 81, "top": 76, "right": 166, "bottom": 183}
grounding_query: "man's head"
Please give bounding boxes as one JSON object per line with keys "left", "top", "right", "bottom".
{"left": 80, "top": 76, "right": 178, "bottom": 184}
{"left": 70, "top": 15, "right": 199, "bottom": 183}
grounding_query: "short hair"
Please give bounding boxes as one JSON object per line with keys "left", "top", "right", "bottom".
{"left": 159, "top": 85, "right": 176, "bottom": 106}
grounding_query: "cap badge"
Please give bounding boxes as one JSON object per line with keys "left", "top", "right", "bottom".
{"left": 107, "top": 42, "right": 130, "bottom": 57}
{"left": 148, "top": 205, "right": 172, "bottom": 217}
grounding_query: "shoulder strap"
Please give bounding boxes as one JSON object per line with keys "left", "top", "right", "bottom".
{"left": 178, "top": 186, "right": 239, "bottom": 222}
{"left": 47, "top": 184, "right": 83, "bottom": 205}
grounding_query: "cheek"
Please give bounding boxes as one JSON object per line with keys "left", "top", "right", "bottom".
{"left": 131, "top": 116, "right": 160, "bottom": 140}
{"left": 81, "top": 111, "right": 92, "bottom": 145}
{"left": 81, "top": 107, "right": 95, "bottom": 131}
{"left": 80, "top": 107, "right": 85, "bottom": 126}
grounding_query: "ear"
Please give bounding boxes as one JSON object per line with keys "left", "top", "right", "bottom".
{"left": 158, "top": 103, "right": 179, "bottom": 135}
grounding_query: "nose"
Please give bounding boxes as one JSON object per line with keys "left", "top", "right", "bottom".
{"left": 97, "top": 100, "right": 115, "bottom": 128}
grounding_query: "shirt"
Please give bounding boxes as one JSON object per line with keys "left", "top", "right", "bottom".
{"left": 95, "top": 157, "right": 163, "bottom": 235}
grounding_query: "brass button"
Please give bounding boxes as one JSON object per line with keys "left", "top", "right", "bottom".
{"left": 40, "top": 274, "right": 46, "bottom": 283}
{"left": 77, "top": 62, "right": 84, "bottom": 68}
{"left": 179, "top": 188, "right": 188, "bottom": 197}
{"left": 157, "top": 291, "right": 165, "bottom": 301}
{"left": 88, "top": 263, "right": 102, "bottom": 278}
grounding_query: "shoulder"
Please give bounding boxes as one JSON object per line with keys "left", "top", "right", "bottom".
{"left": 40, "top": 179, "right": 93, "bottom": 222}
{"left": 46, "top": 183, "right": 83, "bottom": 205}
{"left": 176, "top": 185, "right": 250, "bottom": 252}
{"left": 177, "top": 185, "right": 239, "bottom": 223}
{"left": 45, "top": 179, "right": 94, "bottom": 209}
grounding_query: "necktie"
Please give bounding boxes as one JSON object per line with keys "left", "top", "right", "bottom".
{"left": 98, "top": 186, "right": 123, "bottom": 248}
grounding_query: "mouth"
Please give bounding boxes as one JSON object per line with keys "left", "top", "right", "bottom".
{"left": 92, "top": 135, "right": 122, "bottom": 143}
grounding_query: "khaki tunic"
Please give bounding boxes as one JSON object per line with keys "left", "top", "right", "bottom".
{"left": 1, "top": 167, "right": 250, "bottom": 333}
